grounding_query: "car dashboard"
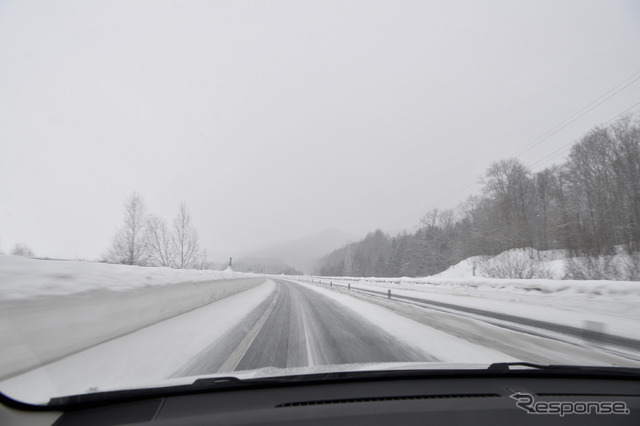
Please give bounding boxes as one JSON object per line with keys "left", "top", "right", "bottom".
{"left": 2, "top": 372, "right": 639, "bottom": 425}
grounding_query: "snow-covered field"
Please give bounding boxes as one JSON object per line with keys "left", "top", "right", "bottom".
{"left": 432, "top": 248, "right": 639, "bottom": 281}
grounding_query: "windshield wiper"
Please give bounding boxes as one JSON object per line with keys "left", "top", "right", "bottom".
{"left": 487, "top": 362, "right": 640, "bottom": 377}
{"left": 47, "top": 364, "right": 640, "bottom": 408}
{"left": 47, "top": 376, "right": 271, "bottom": 407}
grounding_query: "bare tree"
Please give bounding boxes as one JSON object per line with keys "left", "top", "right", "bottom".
{"left": 11, "top": 243, "right": 34, "bottom": 257}
{"left": 104, "top": 192, "right": 149, "bottom": 265}
{"left": 196, "top": 249, "right": 210, "bottom": 270}
{"left": 171, "top": 202, "right": 204, "bottom": 269}
{"left": 610, "top": 117, "right": 640, "bottom": 252}
{"left": 481, "top": 158, "right": 535, "bottom": 250}
{"left": 145, "top": 214, "right": 175, "bottom": 267}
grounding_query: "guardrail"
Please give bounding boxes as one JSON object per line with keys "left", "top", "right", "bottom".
{"left": 295, "top": 277, "right": 640, "bottom": 353}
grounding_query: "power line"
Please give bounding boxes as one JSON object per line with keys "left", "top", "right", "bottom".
{"left": 321, "top": 69, "right": 640, "bottom": 238}
{"left": 384, "top": 78, "right": 640, "bottom": 233}
{"left": 512, "top": 69, "right": 640, "bottom": 159}
{"left": 529, "top": 101, "right": 640, "bottom": 172}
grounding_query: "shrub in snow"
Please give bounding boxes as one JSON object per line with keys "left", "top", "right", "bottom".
{"left": 565, "top": 253, "right": 640, "bottom": 281}
{"left": 479, "top": 248, "right": 551, "bottom": 279}
{"left": 629, "top": 254, "right": 640, "bottom": 281}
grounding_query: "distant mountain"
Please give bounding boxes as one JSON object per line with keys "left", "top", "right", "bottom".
{"left": 240, "top": 228, "right": 358, "bottom": 274}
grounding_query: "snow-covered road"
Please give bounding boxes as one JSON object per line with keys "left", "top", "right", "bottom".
{"left": 179, "top": 279, "right": 430, "bottom": 376}
{"left": 2, "top": 276, "right": 639, "bottom": 404}
{"left": 308, "top": 280, "right": 640, "bottom": 353}
{"left": 179, "top": 277, "right": 640, "bottom": 380}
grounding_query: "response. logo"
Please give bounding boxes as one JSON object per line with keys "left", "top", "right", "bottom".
{"left": 510, "top": 392, "right": 630, "bottom": 417}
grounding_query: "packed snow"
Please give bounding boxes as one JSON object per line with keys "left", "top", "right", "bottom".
{"left": 0, "top": 280, "right": 277, "bottom": 403}
{"left": 309, "top": 248, "right": 640, "bottom": 320}
{"left": 0, "top": 255, "right": 248, "bottom": 300}
{"left": 0, "top": 255, "right": 263, "bottom": 378}
{"left": 432, "top": 248, "right": 639, "bottom": 281}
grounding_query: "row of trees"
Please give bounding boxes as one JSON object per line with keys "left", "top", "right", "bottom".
{"left": 316, "top": 115, "right": 640, "bottom": 278}
{"left": 0, "top": 242, "right": 35, "bottom": 257}
{"left": 104, "top": 192, "right": 209, "bottom": 269}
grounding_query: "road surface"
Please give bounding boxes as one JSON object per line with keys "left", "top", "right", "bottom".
{"left": 175, "top": 278, "right": 640, "bottom": 378}
{"left": 2, "top": 277, "right": 638, "bottom": 404}
{"left": 178, "top": 279, "right": 430, "bottom": 376}
{"left": 320, "top": 281, "right": 640, "bottom": 352}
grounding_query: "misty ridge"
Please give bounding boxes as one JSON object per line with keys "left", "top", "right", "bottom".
{"left": 316, "top": 115, "right": 640, "bottom": 281}
{"left": 232, "top": 229, "right": 358, "bottom": 275}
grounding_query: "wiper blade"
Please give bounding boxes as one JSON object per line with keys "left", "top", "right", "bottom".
{"left": 48, "top": 376, "right": 265, "bottom": 407}
{"left": 487, "top": 362, "right": 640, "bottom": 376}
{"left": 45, "top": 370, "right": 445, "bottom": 407}
{"left": 49, "top": 373, "right": 326, "bottom": 407}
{"left": 48, "top": 364, "right": 640, "bottom": 408}
{"left": 191, "top": 376, "right": 248, "bottom": 387}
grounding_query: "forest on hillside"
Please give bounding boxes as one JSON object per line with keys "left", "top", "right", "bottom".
{"left": 316, "top": 116, "right": 640, "bottom": 280}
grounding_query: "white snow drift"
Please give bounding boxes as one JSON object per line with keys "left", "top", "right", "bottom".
{"left": 0, "top": 256, "right": 263, "bottom": 379}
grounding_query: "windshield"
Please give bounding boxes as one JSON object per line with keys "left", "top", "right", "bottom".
{"left": 1, "top": 0, "right": 639, "bottom": 406}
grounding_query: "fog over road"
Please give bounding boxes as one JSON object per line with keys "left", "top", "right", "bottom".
{"left": 178, "top": 279, "right": 430, "bottom": 376}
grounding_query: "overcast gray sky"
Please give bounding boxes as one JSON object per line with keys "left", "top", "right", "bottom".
{"left": 1, "top": 0, "right": 639, "bottom": 261}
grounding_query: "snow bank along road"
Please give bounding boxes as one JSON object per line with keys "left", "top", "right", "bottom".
{"left": 306, "top": 280, "right": 640, "bottom": 353}
{"left": 2, "top": 277, "right": 638, "bottom": 403}
{"left": 0, "top": 277, "right": 263, "bottom": 379}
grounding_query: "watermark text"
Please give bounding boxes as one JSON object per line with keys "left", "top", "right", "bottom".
{"left": 510, "top": 392, "right": 630, "bottom": 417}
